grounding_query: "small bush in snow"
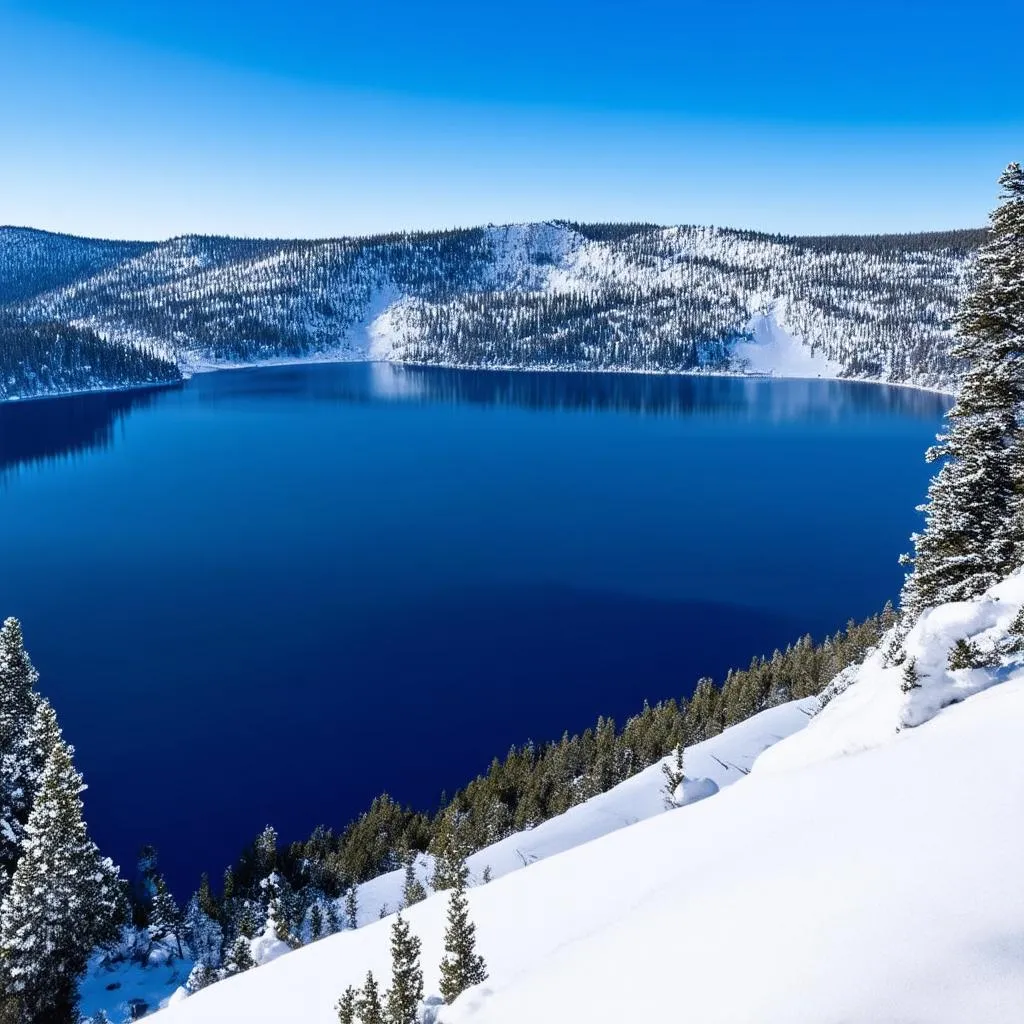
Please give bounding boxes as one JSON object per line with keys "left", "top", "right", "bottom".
{"left": 901, "top": 658, "right": 922, "bottom": 693}
{"left": 947, "top": 637, "right": 988, "bottom": 670}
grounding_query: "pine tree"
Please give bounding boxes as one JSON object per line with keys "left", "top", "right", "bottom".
{"left": 901, "top": 657, "right": 921, "bottom": 694}
{"left": 0, "top": 618, "right": 42, "bottom": 900}
{"left": 431, "top": 807, "right": 472, "bottom": 891}
{"left": 225, "top": 935, "right": 255, "bottom": 975}
{"left": 345, "top": 884, "right": 359, "bottom": 930}
{"left": 255, "top": 824, "right": 278, "bottom": 876}
{"left": 661, "top": 742, "right": 685, "bottom": 808}
{"left": 356, "top": 970, "right": 384, "bottom": 1024}
{"left": 385, "top": 913, "right": 423, "bottom": 1024}
{"left": 150, "top": 873, "right": 184, "bottom": 958}
{"left": 196, "top": 871, "right": 220, "bottom": 921}
{"left": 0, "top": 729, "right": 125, "bottom": 1023}
{"left": 185, "top": 961, "right": 219, "bottom": 994}
{"left": 947, "top": 637, "right": 987, "bottom": 670}
{"left": 183, "top": 892, "right": 223, "bottom": 972}
{"left": 902, "top": 164, "right": 1024, "bottom": 616}
{"left": 0, "top": 618, "right": 39, "bottom": 755}
{"left": 310, "top": 901, "right": 324, "bottom": 940}
{"left": 401, "top": 850, "right": 427, "bottom": 908}
{"left": 336, "top": 985, "right": 358, "bottom": 1024}
{"left": 438, "top": 870, "right": 487, "bottom": 1004}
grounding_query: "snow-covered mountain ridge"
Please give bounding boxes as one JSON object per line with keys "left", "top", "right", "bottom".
{"left": 135, "top": 572, "right": 1024, "bottom": 1024}
{"left": 0, "top": 223, "right": 984, "bottom": 400}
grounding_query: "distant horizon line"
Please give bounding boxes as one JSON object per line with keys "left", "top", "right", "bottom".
{"left": 0, "top": 220, "right": 990, "bottom": 247}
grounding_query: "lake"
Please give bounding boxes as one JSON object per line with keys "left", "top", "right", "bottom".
{"left": 0, "top": 363, "right": 950, "bottom": 893}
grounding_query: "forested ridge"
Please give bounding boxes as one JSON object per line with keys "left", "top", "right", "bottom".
{"left": 0, "top": 222, "right": 986, "bottom": 401}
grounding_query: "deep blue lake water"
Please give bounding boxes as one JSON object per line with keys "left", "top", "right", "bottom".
{"left": 0, "top": 364, "right": 950, "bottom": 893}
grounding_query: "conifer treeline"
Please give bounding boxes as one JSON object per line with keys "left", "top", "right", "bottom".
{"left": 0, "top": 317, "right": 180, "bottom": 401}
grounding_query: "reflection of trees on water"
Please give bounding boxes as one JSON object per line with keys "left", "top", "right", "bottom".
{"left": 0, "top": 385, "right": 178, "bottom": 477}
{"left": 368, "top": 363, "right": 952, "bottom": 422}
{"left": 194, "top": 361, "right": 951, "bottom": 422}
{"left": 0, "top": 362, "right": 949, "bottom": 478}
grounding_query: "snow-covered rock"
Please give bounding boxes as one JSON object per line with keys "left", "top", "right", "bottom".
{"left": 672, "top": 775, "right": 720, "bottom": 807}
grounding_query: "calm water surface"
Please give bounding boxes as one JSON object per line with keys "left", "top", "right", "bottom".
{"left": 0, "top": 364, "right": 950, "bottom": 891}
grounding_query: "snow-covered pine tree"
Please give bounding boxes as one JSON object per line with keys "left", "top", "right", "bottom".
{"left": 0, "top": 617, "right": 42, "bottom": 899}
{"left": 0, "top": 619, "right": 39, "bottom": 756}
{"left": 0, "top": 723, "right": 125, "bottom": 1023}
{"left": 901, "top": 657, "right": 921, "bottom": 694}
{"left": 385, "top": 913, "right": 423, "bottom": 1024}
{"left": 267, "top": 881, "right": 300, "bottom": 950}
{"left": 335, "top": 985, "right": 358, "bottom": 1024}
{"left": 902, "top": 163, "right": 1024, "bottom": 617}
{"left": 356, "top": 970, "right": 384, "bottom": 1024}
{"left": 224, "top": 934, "right": 255, "bottom": 975}
{"left": 150, "top": 874, "right": 184, "bottom": 958}
{"left": 310, "top": 901, "right": 324, "bottom": 940}
{"left": 255, "top": 824, "right": 278, "bottom": 876}
{"left": 401, "top": 850, "right": 427, "bottom": 908}
{"left": 185, "top": 961, "right": 219, "bottom": 994}
{"left": 438, "top": 869, "right": 488, "bottom": 1004}
{"left": 430, "top": 806, "right": 472, "bottom": 892}
{"left": 183, "top": 890, "right": 223, "bottom": 975}
{"left": 345, "top": 883, "right": 359, "bottom": 930}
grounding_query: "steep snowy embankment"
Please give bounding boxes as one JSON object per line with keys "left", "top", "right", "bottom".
{"left": 150, "top": 577, "right": 1024, "bottom": 1024}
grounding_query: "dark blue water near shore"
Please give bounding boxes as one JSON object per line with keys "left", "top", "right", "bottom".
{"left": 0, "top": 364, "right": 950, "bottom": 892}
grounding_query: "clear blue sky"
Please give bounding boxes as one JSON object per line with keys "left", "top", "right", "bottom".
{"left": 0, "top": 0, "right": 1020, "bottom": 239}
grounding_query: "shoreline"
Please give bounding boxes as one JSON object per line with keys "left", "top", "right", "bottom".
{"left": 0, "top": 354, "right": 957, "bottom": 406}
{"left": 0, "top": 376, "right": 182, "bottom": 408}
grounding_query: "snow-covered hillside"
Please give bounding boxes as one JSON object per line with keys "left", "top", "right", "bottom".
{"left": 0, "top": 223, "right": 983, "bottom": 400}
{"left": 141, "top": 575, "right": 1024, "bottom": 1024}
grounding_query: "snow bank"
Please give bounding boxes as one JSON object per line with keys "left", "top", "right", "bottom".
{"left": 756, "top": 572, "right": 1024, "bottom": 777}
{"left": 672, "top": 775, "right": 719, "bottom": 807}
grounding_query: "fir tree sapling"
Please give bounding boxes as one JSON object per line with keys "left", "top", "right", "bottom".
{"left": 310, "top": 902, "right": 324, "bottom": 941}
{"left": 385, "top": 913, "right": 424, "bottom": 1024}
{"left": 947, "top": 637, "right": 988, "bottom": 670}
{"left": 901, "top": 657, "right": 922, "bottom": 694}
{"left": 439, "top": 869, "right": 488, "bottom": 1004}
{"left": 345, "top": 884, "right": 359, "bottom": 930}
{"left": 661, "top": 743, "right": 685, "bottom": 808}
{"left": 401, "top": 850, "right": 427, "bottom": 908}
{"left": 357, "top": 971, "right": 385, "bottom": 1024}
{"left": 225, "top": 935, "right": 255, "bottom": 975}
{"left": 150, "top": 874, "right": 184, "bottom": 958}
{"left": 336, "top": 985, "right": 358, "bottom": 1024}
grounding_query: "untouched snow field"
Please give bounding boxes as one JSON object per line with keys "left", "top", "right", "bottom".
{"left": 733, "top": 305, "right": 843, "bottom": 380}
{"left": 148, "top": 575, "right": 1024, "bottom": 1024}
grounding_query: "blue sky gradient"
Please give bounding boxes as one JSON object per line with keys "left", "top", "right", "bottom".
{"left": 1, "top": 0, "right": 1021, "bottom": 238}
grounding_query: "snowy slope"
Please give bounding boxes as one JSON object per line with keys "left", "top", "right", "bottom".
{"left": 81, "top": 702, "right": 810, "bottom": 1020}
{"left": 148, "top": 577, "right": 1024, "bottom": 1024}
